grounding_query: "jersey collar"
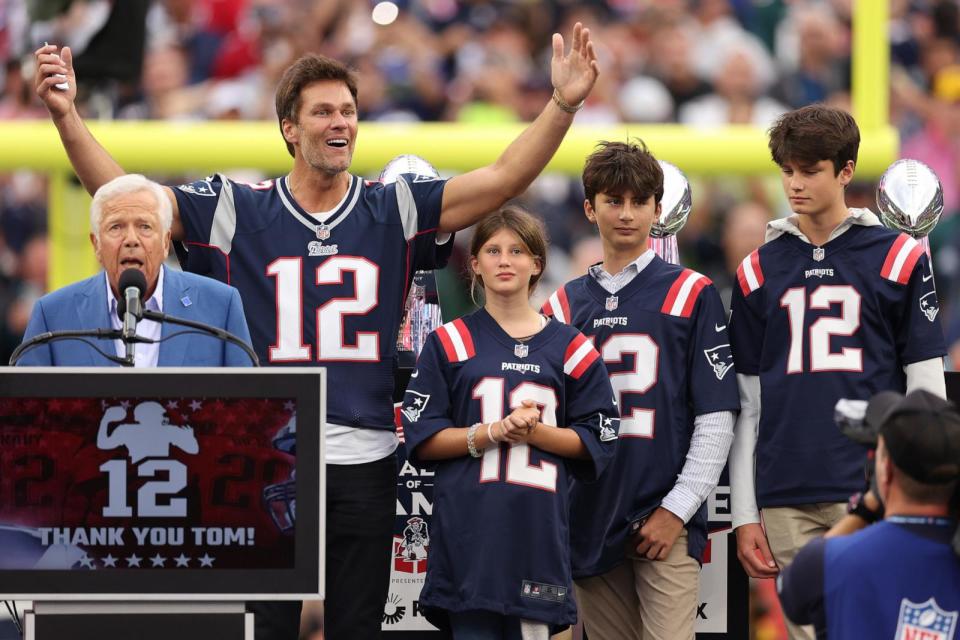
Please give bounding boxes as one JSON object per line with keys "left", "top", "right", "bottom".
{"left": 765, "top": 207, "right": 881, "bottom": 244}
{"left": 277, "top": 174, "right": 361, "bottom": 235}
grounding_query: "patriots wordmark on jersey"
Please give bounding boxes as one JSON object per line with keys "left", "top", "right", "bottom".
{"left": 400, "top": 308, "right": 619, "bottom": 627}
{"left": 729, "top": 225, "right": 946, "bottom": 508}
{"left": 542, "top": 256, "right": 740, "bottom": 577}
{"left": 173, "top": 173, "right": 450, "bottom": 430}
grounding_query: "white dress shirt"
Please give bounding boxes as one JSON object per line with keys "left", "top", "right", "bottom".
{"left": 106, "top": 266, "right": 164, "bottom": 368}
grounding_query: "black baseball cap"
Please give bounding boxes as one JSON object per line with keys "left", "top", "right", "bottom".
{"left": 865, "top": 389, "right": 960, "bottom": 485}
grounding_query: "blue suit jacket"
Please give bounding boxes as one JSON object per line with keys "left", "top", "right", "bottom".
{"left": 17, "top": 268, "right": 253, "bottom": 367}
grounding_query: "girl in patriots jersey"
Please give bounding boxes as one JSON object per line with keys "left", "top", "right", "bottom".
{"left": 401, "top": 207, "right": 619, "bottom": 639}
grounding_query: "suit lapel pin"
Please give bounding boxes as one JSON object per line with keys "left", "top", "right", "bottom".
{"left": 180, "top": 295, "right": 192, "bottom": 307}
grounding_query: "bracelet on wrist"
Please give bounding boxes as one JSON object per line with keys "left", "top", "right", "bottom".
{"left": 467, "top": 423, "right": 482, "bottom": 458}
{"left": 486, "top": 421, "right": 497, "bottom": 444}
{"left": 552, "top": 88, "right": 584, "bottom": 114}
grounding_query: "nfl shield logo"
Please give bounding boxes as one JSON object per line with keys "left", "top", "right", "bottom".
{"left": 316, "top": 224, "right": 331, "bottom": 241}
{"left": 813, "top": 247, "right": 825, "bottom": 261}
{"left": 605, "top": 296, "right": 619, "bottom": 311}
{"left": 895, "top": 598, "right": 958, "bottom": 639}
{"left": 514, "top": 344, "right": 529, "bottom": 358}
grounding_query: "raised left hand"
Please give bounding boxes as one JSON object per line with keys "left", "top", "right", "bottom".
{"left": 634, "top": 507, "right": 684, "bottom": 561}
{"left": 550, "top": 22, "right": 600, "bottom": 107}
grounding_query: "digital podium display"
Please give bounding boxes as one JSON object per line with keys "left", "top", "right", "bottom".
{"left": 0, "top": 368, "right": 324, "bottom": 600}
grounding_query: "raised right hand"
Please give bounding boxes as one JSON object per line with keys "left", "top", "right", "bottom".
{"left": 34, "top": 44, "right": 76, "bottom": 119}
{"left": 735, "top": 522, "right": 779, "bottom": 578}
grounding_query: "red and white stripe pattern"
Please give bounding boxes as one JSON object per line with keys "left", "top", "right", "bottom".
{"left": 436, "top": 318, "right": 476, "bottom": 362}
{"left": 541, "top": 286, "right": 571, "bottom": 324}
{"left": 881, "top": 233, "right": 925, "bottom": 285}
{"left": 661, "top": 269, "right": 711, "bottom": 318}
{"left": 564, "top": 333, "right": 600, "bottom": 380}
{"left": 736, "top": 250, "right": 764, "bottom": 296}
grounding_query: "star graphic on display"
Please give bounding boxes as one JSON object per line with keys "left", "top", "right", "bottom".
{"left": 120, "top": 400, "right": 131, "bottom": 409}
{"left": 165, "top": 400, "right": 179, "bottom": 410}
{"left": 283, "top": 401, "right": 295, "bottom": 411}
{"left": 150, "top": 554, "right": 167, "bottom": 567}
{"left": 174, "top": 554, "right": 190, "bottom": 567}
{"left": 126, "top": 554, "right": 142, "bottom": 567}
{"left": 190, "top": 400, "right": 203, "bottom": 411}
{"left": 198, "top": 554, "right": 215, "bottom": 568}
{"left": 78, "top": 555, "right": 95, "bottom": 569}
{"left": 102, "top": 555, "right": 118, "bottom": 568}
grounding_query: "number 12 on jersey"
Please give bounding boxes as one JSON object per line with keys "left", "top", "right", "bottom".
{"left": 267, "top": 256, "right": 381, "bottom": 362}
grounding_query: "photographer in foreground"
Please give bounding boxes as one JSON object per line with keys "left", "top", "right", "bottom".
{"left": 777, "top": 389, "right": 960, "bottom": 639}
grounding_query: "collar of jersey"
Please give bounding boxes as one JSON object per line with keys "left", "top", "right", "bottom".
{"left": 277, "top": 174, "right": 361, "bottom": 233}
{"left": 583, "top": 253, "right": 664, "bottom": 308}
{"left": 765, "top": 207, "right": 881, "bottom": 244}
{"left": 473, "top": 306, "right": 559, "bottom": 355}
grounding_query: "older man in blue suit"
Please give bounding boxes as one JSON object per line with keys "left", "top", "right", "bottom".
{"left": 18, "top": 174, "right": 251, "bottom": 366}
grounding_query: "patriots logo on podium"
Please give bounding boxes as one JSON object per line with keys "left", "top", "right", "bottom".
{"left": 703, "top": 344, "right": 734, "bottom": 381}
{"left": 894, "top": 597, "right": 958, "bottom": 640}
{"left": 920, "top": 291, "right": 940, "bottom": 322}
{"left": 401, "top": 391, "right": 431, "bottom": 423}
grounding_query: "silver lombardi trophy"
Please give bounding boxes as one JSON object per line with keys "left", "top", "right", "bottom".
{"left": 649, "top": 160, "right": 693, "bottom": 265}
{"left": 876, "top": 158, "right": 944, "bottom": 263}
{"left": 379, "top": 154, "right": 445, "bottom": 360}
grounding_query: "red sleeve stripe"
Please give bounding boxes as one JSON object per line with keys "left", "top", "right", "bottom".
{"left": 564, "top": 333, "right": 600, "bottom": 379}
{"left": 881, "top": 233, "right": 924, "bottom": 284}
{"left": 543, "top": 287, "right": 571, "bottom": 324}
{"left": 736, "top": 250, "right": 764, "bottom": 296}
{"left": 436, "top": 319, "right": 475, "bottom": 362}
{"left": 662, "top": 269, "right": 711, "bottom": 318}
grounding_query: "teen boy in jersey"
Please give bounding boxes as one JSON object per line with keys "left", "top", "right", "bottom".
{"left": 728, "top": 105, "right": 947, "bottom": 640}
{"left": 542, "top": 140, "right": 740, "bottom": 639}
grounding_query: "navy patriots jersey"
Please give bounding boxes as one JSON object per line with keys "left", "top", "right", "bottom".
{"left": 778, "top": 519, "right": 960, "bottom": 639}
{"left": 401, "top": 308, "right": 619, "bottom": 627}
{"left": 542, "top": 256, "right": 740, "bottom": 576}
{"left": 173, "top": 173, "right": 450, "bottom": 430}
{"left": 729, "top": 223, "right": 946, "bottom": 508}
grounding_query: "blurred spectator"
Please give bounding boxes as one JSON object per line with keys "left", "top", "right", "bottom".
{"left": 773, "top": 4, "right": 849, "bottom": 108}
{"left": 679, "top": 44, "right": 788, "bottom": 128}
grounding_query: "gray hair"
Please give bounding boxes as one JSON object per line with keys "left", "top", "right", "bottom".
{"left": 90, "top": 174, "right": 172, "bottom": 239}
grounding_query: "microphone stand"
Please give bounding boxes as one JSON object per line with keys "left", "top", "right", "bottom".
{"left": 141, "top": 309, "right": 260, "bottom": 366}
{"left": 9, "top": 329, "right": 151, "bottom": 366}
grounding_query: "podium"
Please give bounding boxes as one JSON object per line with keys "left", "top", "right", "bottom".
{"left": 0, "top": 368, "right": 325, "bottom": 640}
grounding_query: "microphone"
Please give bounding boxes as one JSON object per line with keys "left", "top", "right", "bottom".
{"left": 116, "top": 268, "right": 147, "bottom": 364}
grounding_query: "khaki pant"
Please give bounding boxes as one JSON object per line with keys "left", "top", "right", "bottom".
{"left": 761, "top": 503, "right": 847, "bottom": 640}
{"left": 575, "top": 530, "right": 700, "bottom": 640}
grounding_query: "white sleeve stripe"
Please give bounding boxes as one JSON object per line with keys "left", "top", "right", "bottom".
{"left": 209, "top": 174, "right": 236, "bottom": 255}
{"left": 548, "top": 292, "right": 566, "bottom": 323}
{"left": 740, "top": 255, "right": 760, "bottom": 291}
{"left": 444, "top": 323, "right": 469, "bottom": 361}
{"left": 395, "top": 176, "right": 419, "bottom": 241}
{"left": 563, "top": 340, "right": 594, "bottom": 375}
{"left": 888, "top": 236, "right": 919, "bottom": 282}
{"left": 669, "top": 272, "right": 705, "bottom": 316}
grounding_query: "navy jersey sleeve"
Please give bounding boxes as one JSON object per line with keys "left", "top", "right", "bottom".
{"left": 172, "top": 174, "right": 232, "bottom": 246}
{"left": 893, "top": 252, "right": 947, "bottom": 364}
{"left": 728, "top": 272, "right": 766, "bottom": 376}
{"left": 393, "top": 174, "right": 450, "bottom": 271}
{"left": 687, "top": 284, "right": 741, "bottom": 415}
{"left": 401, "top": 331, "right": 455, "bottom": 465}
{"left": 777, "top": 537, "right": 827, "bottom": 633}
{"left": 562, "top": 332, "right": 620, "bottom": 482}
